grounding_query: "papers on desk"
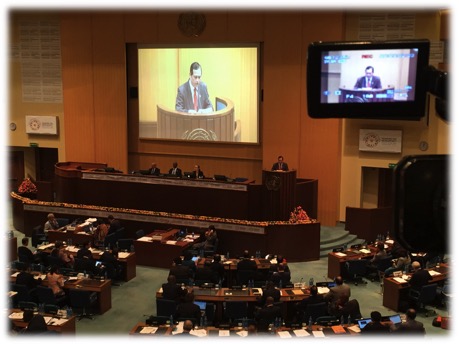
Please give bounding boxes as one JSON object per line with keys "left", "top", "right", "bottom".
{"left": 38, "top": 243, "right": 55, "bottom": 250}
{"left": 34, "top": 274, "right": 46, "bottom": 280}
{"left": 236, "top": 330, "right": 248, "bottom": 337}
{"left": 291, "top": 289, "right": 305, "bottom": 295}
{"left": 67, "top": 246, "right": 79, "bottom": 253}
{"left": 172, "top": 321, "right": 184, "bottom": 334}
{"left": 293, "top": 329, "right": 310, "bottom": 337}
{"left": 219, "top": 330, "right": 230, "bottom": 336}
{"left": 165, "top": 240, "right": 177, "bottom": 245}
{"left": 8, "top": 291, "right": 18, "bottom": 298}
{"left": 429, "top": 270, "right": 441, "bottom": 276}
{"left": 312, "top": 330, "right": 325, "bottom": 337}
{"left": 278, "top": 331, "right": 292, "bottom": 338}
{"left": 347, "top": 325, "right": 361, "bottom": 333}
{"left": 9, "top": 312, "right": 23, "bottom": 319}
{"left": 118, "top": 252, "right": 130, "bottom": 259}
{"left": 223, "top": 261, "right": 233, "bottom": 265}
{"left": 76, "top": 231, "right": 90, "bottom": 235}
{"left": 67, "top": 276, "right": 79, "bottom": 281}
{"left": 158, "top": 287, "right": 163, "bottom": 293}
{"left": 190, "top": 329, "right": 207, "bottom": 337}
{"left": 185, "top": 234, "right": 200, "bottom": 240}
{"left": 11, "top": 272, "right": 19, "bottom": 277}
{"left": 252, "top": 288, "right": 262, "bottom": 295}
{"left": 137, "top": 236, "right": 153, "bottom": 242}
{"left": 359, "top": 248, "right": 371, "bottom": 254}
{"left": 90, "top": 248, "right": 102, "bottom": 254}
{"left": 317, "top": 287, "right": 330, "bottom": 295}
{"left": 183, "top": 238, "right": 194, "bottom": 242}
{"left": 45, "top": 316, "right": 67, "bottom": 325}
{"left": 334, "top": 252, "right": 346, "bottom": 257}
{"left": 385, "top": 239, "right": 394, "bottom": 244}
{"left": 140, "top": 326, "right": 158, "bottom": 334}
{"left": 393, "top": 277, "right": 408, "bottom": 284}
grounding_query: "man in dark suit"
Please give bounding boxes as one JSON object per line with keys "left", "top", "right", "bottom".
{"left": 271, "top": 155, "right": 289, "bottom": 171}
{"left": 162, "top": 274, "right": 186, "bottom": 302}
{"left": 17, "top": 237, "right": 41, "bottom": 264}
{"left": 190, "top": 164, "right": 204, "bottom": 179}
{"left": 260, "top": 281, "right": 281, "bottom": 306}
{"left": 176, "top": 62, "right": 213, "bottom": 114}
{"left": 409, "top": 261, "right": 433, "bottom": 291}
{"left": 148, "top": 162, "right": 160, "bottom": 176}
{"left": 169, "top": 257, "right": 193, "bottom": 283}
{"left": 354, "top": 66, "right": 383, "bottom": 89}
{"left": 255, "top": 296, "right": 282, "bottom": 332}
{"left": 237, "top": 250, "right": 257, "bottom": 271}
{"left": 392, "top": 309, "right": 425, "bottom": 335}
{"left": 107, "top": 215, "right": 121, "bottom": 236}
{"left": 177, "top": 319, "right": 194, "bottom": 335}
{"left": 168, "top": 162, "right": 182, "bottom": 178}
{"left": 361, "top": 311, "right": 391, "bottom": 334}
{"left": 175, "top": 292, "right": 202, "bottom": 324}
{"left": 296, "top": 285, "right": 323, "bottom": 314}
{"left": 16, "top": 264, "right": 41, "bottom": 291}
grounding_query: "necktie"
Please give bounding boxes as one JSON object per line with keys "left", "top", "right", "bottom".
{"left": 366, "top": 78, "right": 371, "bottom": 87}
{"left": 173, "top": 168, "right": 176, "bottom": 175}
{"left": 193, "top": 87, "right": 198, "bottom": 111}
{"left": 279, "top": 163, "right": 282, "bottom": 170}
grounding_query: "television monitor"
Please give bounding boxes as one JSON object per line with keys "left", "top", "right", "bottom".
{"left": 307, "top": 39, "right": 430, "bottom": 120}
{"left": 129, "top": 43, "right": 260, "bottom": 143}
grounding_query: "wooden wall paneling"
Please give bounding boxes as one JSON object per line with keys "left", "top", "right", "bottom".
{"left": 226, "top": 12, "right": 265, "bottom": 41}
{"left": 297, "top": 12, "right": 345, "bottom": 226}
{"left": 124, "top": 11, "right": 159, "bottom": 43}
{"left": 61, "top": 14, "right": 96, "bottom": 162}
{"left": 92, "top": 14, "right": 128, "bottom": 172}
{"left": 262, "top": 12, "right": 303, "bottom": 172}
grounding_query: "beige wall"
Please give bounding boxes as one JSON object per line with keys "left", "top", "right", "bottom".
{"left": 9, "top": 9, "right": 449, "bottom": 227}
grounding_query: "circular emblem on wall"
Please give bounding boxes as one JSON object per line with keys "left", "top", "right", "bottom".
{"left": 363, "top": 132, "right": 380, "bottom": 148}
{"left": 178, "top": 12, "right": 206, "bottom": 37}
{"left": 265, "top": 175, "right": 281, "bottom": 191}
{"left": 29, "top": 118, "right": 41, "bottom": 131}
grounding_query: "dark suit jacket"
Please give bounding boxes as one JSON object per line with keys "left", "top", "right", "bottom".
{"left": 169, "top": 265, "right": 193, "bottom": 282}
{"left": 148, "top": 167, "right": 161, "bottom": 176}
{"left": 175, "top": 302, "right": 202, "bottom": 322}
{"left": 394, "top": 319, "right": 425, "bottom": 334}
{"left": 107, "top": 219, "right": 121, "bottom": 235}
{"left": 409, "top": 269, "right": 433, "bottom": 291}
{"left": 271, "top": 162, "right": 289, "bottom": 171}
{"left": 190, "top": 170, "right": 204, "bottom": 179}
{"left": 76, "top": 247, "right": 93, "bottom": 260}
{"left": 354, "top": 75, "right": 382, "bottom": 89}
{"left": 260, "top": 287, "right": 281, "bottom": 305}
{"left": 256, "top": 304, "right": 282, "bottom": 331}
{"left": 18, "top": 246, "right": 35, "bottom": 263}
{"left": 16, "top": 271, "right": 40, "bottom": 291}
{"left": 361, "top": 321, "right": 391, "bottom": 334}
{"left": 162, "top": 282, "right": 186, "bottom": 302}
{"left": 176, "top": 81, "right": 213, "bottom": 113}
{"left": 168, "top": 167, "right": 182, "bottom": 177}
{"left": 237, "top": 258, "right": 257, "bottom": 271}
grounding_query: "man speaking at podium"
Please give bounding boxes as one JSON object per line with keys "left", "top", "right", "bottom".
{"left": 176, "top": 62, "right": 214, "bottom": 114}
{"left": 271, "top": 155, "right": 289, "bottom": 171}
{"left": 354, "top": 66, "right": 382, "bottom": 89}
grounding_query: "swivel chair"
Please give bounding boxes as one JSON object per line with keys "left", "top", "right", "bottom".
{"left": 69, "top": 289, "right": 97, "bottom": 321}
{"left": 345, "top": 259, "right": 368, "bottom": 285}
{"left": 156, "top": 298, "right": 177, "bottom": 318}
{"left": 409, "top": 283, "right": 438, "bottom": 317}
{"left": 36, "top": 285, "right": 67, "bottom": 307}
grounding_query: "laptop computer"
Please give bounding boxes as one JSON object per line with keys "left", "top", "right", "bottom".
{"left": 382, "top": 314, "right": 402, "bottom": 325}
{"left": 183, "top": 171, "right": 193, "bottom": 178}
{"left": 357, "top": 318, "right": 372, "bottom": 329}
{"left": 194, "top": 301, "right": 207, "bottom": 311}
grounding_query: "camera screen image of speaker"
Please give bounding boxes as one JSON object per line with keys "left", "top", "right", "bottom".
{"left": 393, "top": 155, "right": 448, "bottom": 254}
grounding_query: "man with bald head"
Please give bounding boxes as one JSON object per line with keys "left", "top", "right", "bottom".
{"left": 324, "top": 276, "right": 351, "bottom": 315}
{"left": 409, "top": 261, "right": 432, "bottom": 291}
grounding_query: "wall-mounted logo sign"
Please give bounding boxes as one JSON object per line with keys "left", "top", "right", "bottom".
{"left": 25, "top": 116, "right": 58, "bottom": 135}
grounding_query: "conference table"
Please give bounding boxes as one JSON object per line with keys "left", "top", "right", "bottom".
{"left": 156, "top": 285, "right": 313, "bottom": 322}
{"left": 10, "top": 271, "right": 112, "bottom": 314}
{"left": 129, "top": 322, "right": 361, "bottom": 337}
{"left": 195, "top": 256, "right": 273, "bottom": 288}
{"left": 382, "top": 264, "right": 448, "bottom": 312}
{"left": 8, "top": 308, "right": 76, "bottom": 334}
{"left": 36, "top": 242, "right": 137, "bottom": 282}
{"left": 133, "top": 229, "right": 197, "bottom": 268}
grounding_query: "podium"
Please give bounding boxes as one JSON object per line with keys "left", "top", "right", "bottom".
{"left": 262, "top": 170, "right": 297, "bottom": 221}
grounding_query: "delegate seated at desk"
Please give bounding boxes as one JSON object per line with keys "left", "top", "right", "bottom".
{"left": 168, "top": 162, "right": 182, "bottom": 178}
{"left": 44, "top": 213, "right": 60, "bottom": 233}
{"left": 190, "top": 164, "right": 205, "bottom": 179}
{"left": 175, "top": 62, "right": 213, "bottom": 114}
{"left": 147, "top": 162, "right": 161, "bottom": 176}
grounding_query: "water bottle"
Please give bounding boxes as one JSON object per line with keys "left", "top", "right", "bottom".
{"left": 279, "top": 280, "right": 283, "bottom": 289}
{"left": 386, "top": 231, "right": 390, "bottom": 240}
{"left": 308, "top": 316, "right": 313, "bottom": 330}
{"left": 226, "top": 251, "right": 230, "bottom": 260}
{"left": 203, "top": 315, "right": 207, "bottom": 328}
{"left": 340, "top": 315, "right": 344, "bottom": 325}
{"left": 68, "top": 238, "right": 72, "bottom": 246}
{"left": 200, "top": 316, "right": 204, "bottom": 328}
{"left": 39, "top": 303, "right": 44, "bottom": 315}
{"left": 347, "top": 315, "right": 351, "bottom": 325}
{"left": 130, "top": 244, "right": 135, "bottom": 253}
{"left": 309, "top": 277, "right": 314, "bottom": 286}
{"left": 67, "top": 307, "right": 73, "bottom": 318}
{"left": 170, "top": 314, "right": 174, "bottom": 327}
{"left": 242, "top": 317, "right": 247, "bottom": 329}
{"left": 188, "top": 277, "right": 194, "bottom": 287}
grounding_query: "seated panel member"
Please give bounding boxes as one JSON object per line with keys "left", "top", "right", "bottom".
{"left": 148, "top": 162, "right": 161, "bottom": 176}
{"left": 271, "top": 155, "right": 289, "bottom": 171}
{"left": 168, "top": 162, "right": 182, "bottom": 177}
{"left": 190, "top": 164, "right": 204, "bottom": 179}
{"left": 44, "top": 213, "right": 60, "bottom": 233}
